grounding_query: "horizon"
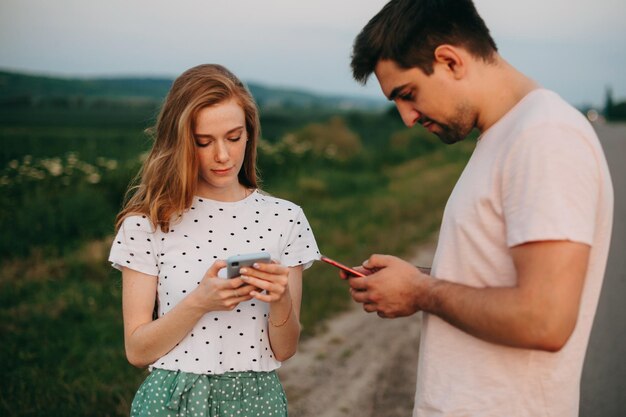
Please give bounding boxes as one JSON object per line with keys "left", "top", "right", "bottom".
{"left": 2, "top": 66, "right": 622, "bottom": 111}
{"left": 1, "top": 0, "right": 625, "bottom": 108}
{"left": 0, "top": 66, "right": 386, "bottom": 102}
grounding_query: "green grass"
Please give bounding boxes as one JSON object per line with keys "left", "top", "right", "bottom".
{"left": 1, "top": 244, "right": 145, "bottom": 416}
{"left": 0, "top": 105, "right": 474, "bottom": 416}
{"left": 0, "top": 125, "right": 152, "bottom": 166}
{"left": 0, "top": 151, "right": 470, "bottom": 416}
{"left": 259, "top": 145, "right": 472, "bottom": 335}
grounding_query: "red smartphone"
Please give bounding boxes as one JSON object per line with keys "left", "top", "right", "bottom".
{"left": 320, "top": 256, "right": 366, "bottom": 278}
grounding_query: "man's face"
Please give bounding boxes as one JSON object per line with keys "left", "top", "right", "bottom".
{"left": 374, "top": 59, "right": 476, "bottom": 144}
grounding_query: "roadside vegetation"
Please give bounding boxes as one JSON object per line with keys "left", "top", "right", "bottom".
{"left": 0, "top": 75, "right": 474, "bottom": 416}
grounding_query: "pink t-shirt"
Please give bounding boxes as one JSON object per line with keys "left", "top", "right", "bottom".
{"left": 414, "top": 89, "right": 613, "bottom": 417}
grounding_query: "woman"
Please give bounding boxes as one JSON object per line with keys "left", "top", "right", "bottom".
{"left": 109, "top": 64, "right": 320, "bottom": 417}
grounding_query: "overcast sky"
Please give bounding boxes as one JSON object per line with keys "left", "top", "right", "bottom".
{"left": 1, "top": 0, "right": 625, "bottom": 107}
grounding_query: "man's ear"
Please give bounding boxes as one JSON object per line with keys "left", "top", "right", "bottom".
{"left": 433, "top": 45, "right": 466, "bottom": 79}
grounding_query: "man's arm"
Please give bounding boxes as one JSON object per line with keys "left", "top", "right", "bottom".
{"left": 348, "top": 240, "right": 589, "bottom": 351}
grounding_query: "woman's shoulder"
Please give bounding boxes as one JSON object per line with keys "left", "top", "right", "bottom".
{"left": 118, "top": 213, "right": 158, "bottom": 234}
{"left": 253, "top": 190, "right": 302, "bottom": 213}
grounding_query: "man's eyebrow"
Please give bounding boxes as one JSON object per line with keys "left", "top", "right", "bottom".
{"left": 388, "top": 84, "right": 409, "bottom": 101}
{"left": 194, "top": 125, "right": 244, "bottom": 138}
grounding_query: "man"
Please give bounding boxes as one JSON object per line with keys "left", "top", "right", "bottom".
{"left": 346, "top": 0, "right": 614, "bottom": 416}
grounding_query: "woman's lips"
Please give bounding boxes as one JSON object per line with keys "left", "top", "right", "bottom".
{"left": 212, "top": 167, "right": 232, "bottom": 175}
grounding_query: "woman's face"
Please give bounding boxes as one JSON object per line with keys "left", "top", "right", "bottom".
{"left": 193, "top": 98, "right": 249, "bottom": 201}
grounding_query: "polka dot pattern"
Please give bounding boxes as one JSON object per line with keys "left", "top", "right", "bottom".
{"left": 109, "top": 190, "right": 320, "bottom": 374}
{"left": 131, "top": 368, "right": 287, "bottom": 417}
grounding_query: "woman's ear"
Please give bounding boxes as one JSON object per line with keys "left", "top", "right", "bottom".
{"left": 433, "top": 45, "right": 466, "bottom": 79}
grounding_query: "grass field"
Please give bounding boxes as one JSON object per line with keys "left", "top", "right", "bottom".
{"left": 0, "top": 104, "right": 473, "bottom": 416}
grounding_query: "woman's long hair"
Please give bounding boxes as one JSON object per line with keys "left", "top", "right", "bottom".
{"left": 115, "top": 64, "right": 260, "bottom": 232}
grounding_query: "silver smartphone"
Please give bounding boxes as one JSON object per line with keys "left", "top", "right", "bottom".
{"left": 226, "top": 252, "right": 271, "bottom": 278}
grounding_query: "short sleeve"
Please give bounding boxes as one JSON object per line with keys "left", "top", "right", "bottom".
{"left": 109, "top": 215, "right": 159, "bottom": 276}
{"left": 280, "top": 207, "right": 320, "bottom": 270}
{"left": 502, "top": 125, "right": 599, "bottom": 247}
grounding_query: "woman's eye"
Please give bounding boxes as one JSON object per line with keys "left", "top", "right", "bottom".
{"left": 195, "top": 139, "right": 212, "bottom": 147}
{"left": 228, "top": 136, "right": 241, "bottom": 142}
{"left": 400, "top": 92, "right": 413, "bottom": 101}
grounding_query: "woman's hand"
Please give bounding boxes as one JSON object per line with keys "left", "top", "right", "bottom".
{"left": 240, "top": 261, "right": 300, "bottom": 361}
{"left": 239, "top": 261, "right": 290, "bottom": 303}
{"left": 189, "top": 260, "right": 258, "bottom": 312}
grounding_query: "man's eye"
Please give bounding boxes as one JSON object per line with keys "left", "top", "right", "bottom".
{"left": 400, "top": 92, "right": 413, "bottom": 101}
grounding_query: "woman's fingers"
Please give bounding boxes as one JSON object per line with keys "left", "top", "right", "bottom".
{"left": 240, "top": 275, "right": 284, "bottom": 296}
{"left": 202, "top": 259, "right": 228, "bottom": 281}
{"left": 249, "top": 290, "right": 274, "bottom": 303}
{"left": 239, "top": 265, "right": 288, "bottom": 289}
{"left": 242, "top": 262, "right": 288, "bottom": 277}
{"left": 234, "top": 263, "right": 290, "bottom": 303}
{"left": 220, "top": 283, "right": 256, "bottom": 298}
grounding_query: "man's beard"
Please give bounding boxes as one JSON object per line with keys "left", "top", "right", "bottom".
{"left": 436, "top": 122, "right": 470, "bottom": 144}
{"left": 420, "top": 102, "right": 475, "bottom": 145}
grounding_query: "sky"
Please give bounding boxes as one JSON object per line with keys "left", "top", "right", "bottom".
{"left": 1, "top": 0, "right": 625, "bottom": 108}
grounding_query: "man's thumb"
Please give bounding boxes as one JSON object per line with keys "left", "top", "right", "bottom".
{"left": 363, "top": 253, "right": 391, "bottom": 269}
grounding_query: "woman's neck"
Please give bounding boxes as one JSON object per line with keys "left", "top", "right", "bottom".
{"left": 195, "top": 184, "right": 251, "bottom": 202}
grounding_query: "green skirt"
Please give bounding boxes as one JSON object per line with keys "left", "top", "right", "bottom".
{"left": 130, "top": 368, "right": 288, "bottom": 417}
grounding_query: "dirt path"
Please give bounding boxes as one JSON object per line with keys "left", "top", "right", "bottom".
{"left": 278, "top": 243, "right": 436, "bottom": 417}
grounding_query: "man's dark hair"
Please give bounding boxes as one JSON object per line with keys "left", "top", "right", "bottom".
{"left": 351, "top": 0, "right": 498, "bottom": 84}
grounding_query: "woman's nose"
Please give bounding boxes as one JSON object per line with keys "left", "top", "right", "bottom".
{"left": 214, "top": 140, "right": 229, "bottom": 162}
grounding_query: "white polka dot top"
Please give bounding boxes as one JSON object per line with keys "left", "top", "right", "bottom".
{"left": 109, "top": 190, "right": 320, "bottom": 374}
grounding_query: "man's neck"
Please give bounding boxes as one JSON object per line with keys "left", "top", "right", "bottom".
{"left": 474, "top": 55, "right": 540, "bottom": 133}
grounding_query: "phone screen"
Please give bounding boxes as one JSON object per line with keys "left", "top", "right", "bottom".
{"left": 320, "top": 256, "right": 366, "bottom": 277}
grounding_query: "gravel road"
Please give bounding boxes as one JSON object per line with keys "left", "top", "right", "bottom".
{"left": 580, "top": 122, "right": 626, "bottom": 417}
{"left": 279, "top": 122, "right": 626, "bottom": 417}
{"left": 278, "top": 244, "right": 435, "bottom": 417}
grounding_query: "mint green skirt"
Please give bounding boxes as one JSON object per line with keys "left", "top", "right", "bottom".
{"left": 130, "top": 368, "right": 288, "bottom": 417}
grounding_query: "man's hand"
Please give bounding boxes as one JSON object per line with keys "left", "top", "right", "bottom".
{"left": 347, "top": 254, "right": 432, "bottom": 318}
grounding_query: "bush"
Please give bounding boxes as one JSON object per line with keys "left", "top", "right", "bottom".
{"left": 0, "top": 154, "right": 136, "bottom": 258}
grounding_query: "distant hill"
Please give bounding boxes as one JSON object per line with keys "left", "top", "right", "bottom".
{"left": 0, "top": 69, "right": 387, "bottom": 111}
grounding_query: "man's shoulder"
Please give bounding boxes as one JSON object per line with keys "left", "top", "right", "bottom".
{"left": 486, "top": 89, "right": 597, "bottom": 148}
{"left": 511, "top": 89, "right": 590, "bottom": 132}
